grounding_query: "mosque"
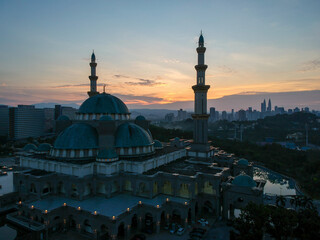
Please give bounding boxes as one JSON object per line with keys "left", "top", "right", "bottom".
{"left": 8, "top": 34, "right": 265, "bottom": 240}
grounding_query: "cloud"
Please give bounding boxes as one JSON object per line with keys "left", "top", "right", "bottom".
{"left": 125, "top": 78, "right": 164, "bottom": 86}
{"left": 52, "top": 83, "right": 108, "bottom": 88}
{"left": 0, "top": 83, "right": 7, "bottom": 87}
{"left": 217, "top": 65, "right": 236, "bottom": 74}
{"left": 113, "top": 74, "right": 164, "bottom": 86}
{"left": 161, "top": 58, "right": 181, "bottom": 64}
{"left": 299, "top": 59, "right": 320, "bottom": 72}
{"left": 113, "top": 74, "right": 130, "bottom": 79}
{"left": 113, "top": 93, "right": 164, "bottom": 105}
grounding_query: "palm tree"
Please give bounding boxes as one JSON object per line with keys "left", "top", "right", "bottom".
{"left": 300, "top": 196, "right": 314, "bottom": 210}
{"left": 276, "top": 195, "right": 286, "bottom": 208}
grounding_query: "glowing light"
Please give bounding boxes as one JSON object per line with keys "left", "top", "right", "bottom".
{"left": 77, "top": 206, "right": 81, "bottom": 211}
{"left": 127, "top": 208, "right": 130, "bottom": 212}
{"left": 156, "top": 205, "right": 160, "bottom": 208}
{"left": 63, "top": 202, "right": 67, "bottom": 206}
{"left": 112, "top": 216, "right": 116, "bottom": 220}
{"left": 139, "top": 201, "right": 142, "bottom": 205}
{"left": 31, "top": 205, "right": 34, "bottom": 209}
{"left": 44, "top": 210, "right": 48, "bottom": 214}
{"left": 166, "top": 198, "right": 169, "bottom": 202}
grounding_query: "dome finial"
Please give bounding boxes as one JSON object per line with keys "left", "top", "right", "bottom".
{"left": 103, "top": 84, "right": 106, "bottom": 93}
{"left": 198, "top": 31, "right": 204, "bottom": 47}
{"left": 91, "top": 50, "right": 96, "bottom": 62}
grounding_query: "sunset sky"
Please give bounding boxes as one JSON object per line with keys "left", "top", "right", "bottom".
{"left": 0, "top": 0, "right": 319, "bottom": 108}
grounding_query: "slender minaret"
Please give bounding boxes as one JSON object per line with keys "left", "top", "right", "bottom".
{"left": 87, "top": 51, "right": 99, "bottom": 97}
{"left": 191, "top": 32, "right": 210, "bottom": 152}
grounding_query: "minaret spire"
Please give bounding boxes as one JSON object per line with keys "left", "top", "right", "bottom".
{"left": 88, "top": 51, "right": 99, "bottom": 97}
{"left": 190, "top": 32, "right": 211, "bottom": 155}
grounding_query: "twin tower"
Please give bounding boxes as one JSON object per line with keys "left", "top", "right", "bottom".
{"left": 87, "top": 33, "right": 213, "bottom": 159}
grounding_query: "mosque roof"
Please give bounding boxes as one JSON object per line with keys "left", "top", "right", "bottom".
{"left": 57, "top": 115, "right": 70, "bottom": 121}
{"left": 23, "top": 143, "right": 37, "bottom": 152}
{"left": 99, "top": 115, "right": 113, "bottom": 121}
{"left": 97, "top": 148, "right": 118, "bottom": 159}
{"left": 115, "top": 122, "right": 153, "bottom": 148}
{"left": 238, "top": 158, "right": 249, "bottom": 166}
{"left": 135, "top": 115, "right": 146, "bottom": 121}
{"left": 37, "top": 143, "right": 52, "bottom": 152}
{"left": 78, "top": 93, "right": 129, "bottom": 115}
{"left": 232, "top": 174, "right": 256, "bottom": 187}
{"left": 154, "top": 140, "right": 163, "bottom": 148}
{"left": 54, "top": 123, "right": 98, "bottom": 149}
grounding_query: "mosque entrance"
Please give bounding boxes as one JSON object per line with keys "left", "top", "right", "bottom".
{"left": 172, "top": 210, "right": 182, "bottom": 225}
{"left": 117, "top": 222, "right": 125, "bottom": 239}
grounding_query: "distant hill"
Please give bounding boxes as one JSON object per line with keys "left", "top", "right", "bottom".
{"left": 126, "top": 90, "right": 320, "bottom": 111}
{"left": 30, "top": 90, "right": 320, "bottom": 112}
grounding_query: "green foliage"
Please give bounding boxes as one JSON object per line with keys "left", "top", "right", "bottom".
{"left": 211, "top": 138, "right": 320, "bottom": 198}
{"left": 231, "top": 202, "right": 320, "bottom": 240}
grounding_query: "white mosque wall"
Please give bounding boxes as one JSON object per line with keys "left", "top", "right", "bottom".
{"left": 20, "top": 149, "right": 186, "bottom": 177}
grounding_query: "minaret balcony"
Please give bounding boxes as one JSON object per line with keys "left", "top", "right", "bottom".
{"left": 196, "top": 47, "right": 206, "bottom": 53}
{"left": 195, "top": 65, "right": 208, "bottom": 71}
{"left": 192, "top": 85, "right": 210, "bottom": 92}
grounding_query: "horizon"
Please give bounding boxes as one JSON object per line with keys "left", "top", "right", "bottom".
{"left": 1, "top": 1, "right": 320, "bottom": 109}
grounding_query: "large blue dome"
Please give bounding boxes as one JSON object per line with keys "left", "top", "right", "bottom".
{"left": 78, "top": 93, "right": 129, "bottom": 114}
{"left": 115, "top": 122, "right": 153, "bottom": 148}
{"left": 232, "top": 174, "right": 256, "bottom": 187}
{"left": 54, "top": 123, "right": 98, "bottom": 149}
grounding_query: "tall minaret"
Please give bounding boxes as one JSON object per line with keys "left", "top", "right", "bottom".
{"left": 191, "top": 32, "right": 210, "bottom": 152}
{"left": 87, "top": 51, "right": 99, "bottom": 97}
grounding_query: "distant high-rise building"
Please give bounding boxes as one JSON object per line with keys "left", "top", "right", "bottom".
{"left": 261, "top": 99, "right": 266, "bottom": 113}
{"left": 304, "top": 107, "right": 310, "bottom": 113}
{"left": 44, "top": 108, "right": 55, "bottom": 133}
{"left": 222, "top": 111, "right": 227, "bottom": 120}
{"left": 9, "top": 105, "right": 45, "bottom": 140}
{"left": 209, "top": 107, "right": 216, "bottom": 122}
{"left": 0, "top": 105, "right": 9, "bottom": 137}
{"left": 267, "top": 99, "right": 272, "bottom": 112}
{"left": 238, "top": 109, "right": 247, "bottom": 121}
{"left": 231, "top": 109, "right": 234, "bottom": 121}
{"left": 54, "top": 105, "right": 77, "bottom": 120}
{"left": 164, "top": 113, "right": 174, "bottom": 122}
{"left": 177, "top": 109, "right": 187, "bottom": 121}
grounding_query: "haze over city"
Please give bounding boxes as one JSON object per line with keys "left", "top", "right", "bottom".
{"left": 1, "top": 0, "right": 320, "bottom": 110}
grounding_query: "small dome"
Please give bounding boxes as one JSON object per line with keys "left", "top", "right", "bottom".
{"left": 232, "top": 174, "right": 256, "bottom": 187}
{"left": 100, "top": 115, "right": 113, "bottom": 121}
{"left": 135, "top": 115, "right": 146, "bottom": 121}
{"left": 97, "top": 148, "right": 118, "bottom": 159}
{"left": 23, "top": 143, "right": 37, "bottom": 152}
{"left": 115, "top": 122, "right": 153, "bottom": 148}
{"left": 79, "top": 93, "right": 129, "bottom": 115}
{"left": 154, "top": 140, "right": 163, "bottom": 149}
{"left": 57, "top": 115, "right": 70, "bottom": 121}
{"left": 37, "top": 143, "right": 52, "bottom": 152}
{"left": 174, "top": 137, "right": 180, "bottom": 141}
{"left": 238, "top": 158, "right": 249, "bottom": 166}
{"left": 54, "top": 123, "right": 98, "bottom": 149}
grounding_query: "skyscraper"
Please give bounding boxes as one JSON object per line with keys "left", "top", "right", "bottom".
{"left": 267, "top": 99, "right": 272, "bottom": 112}
{"left": 261, "top": 99, "right": 266, "bottom": 113}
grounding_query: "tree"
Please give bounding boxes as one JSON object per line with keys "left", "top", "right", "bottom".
{"left": 276, "top": 195, "right": 286, "bottom": 208}
{"left": 231, "top": 203, "right": 269, "bottom": 240}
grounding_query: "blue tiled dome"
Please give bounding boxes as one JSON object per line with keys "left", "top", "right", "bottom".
{"left": 57, "top": 115, "right": 70, "bottom": 121}
{"left": 232, "top": 174, "right": 256, "bottom": 187}
{"left": 54, "top": 123, "right": 98, "bottom": 149}
{"left": 100, "top": 115, "right": 113, "bottom": 121}
{"left": 115, "top": 122, "right": 153, "bottom": 148}
{"left": 78, "top": 93, "right": 129, "bottom": 114}
{"left": 135, "top": 115, "right": 146, "bottom": 121}
{"left": 23, "top": 143, "right": 37, "bottom": 152}
{"left": 37, "top": 143, "right": 52, "bottom": 152}
{"left": 97, "top": 148, "right": 118, "bottom": 159}
{"left": 154, "top": 140, "right": 163, "bottom": 148}
{"left": 238, "top": 158, "right": 249, "bottom": 166}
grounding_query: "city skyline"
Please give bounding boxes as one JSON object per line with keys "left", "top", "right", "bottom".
{"left": 1, "top": 1, "right": 320, "bottom": 108}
